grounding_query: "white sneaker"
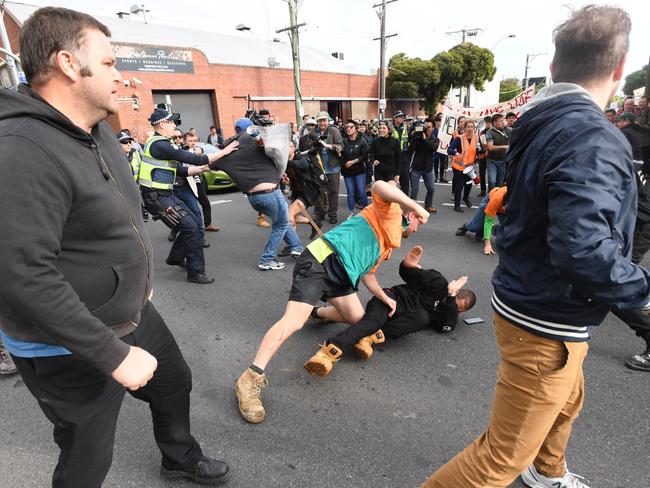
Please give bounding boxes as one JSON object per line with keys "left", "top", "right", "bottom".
{"left": 521, "top": 464, "right": 590, "bottom": 488}
{"left": 258, "top": 260, "right": 286, "bottom": 271}
{"left": 346, "top": 212, "right": 355, "bottom": 220}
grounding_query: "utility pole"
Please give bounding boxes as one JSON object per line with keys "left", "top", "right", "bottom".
{"left": 445, "top": 27, "right": 482, "bottom": 107}
{"left": 277, "top": 0, "right": 306, "bottom": 124}
{"left": 523, "top": 52, "right": 547, "bottom": 90}
{"left": 0, "top": 1, "right": 19, "bottom": 87}
{"left": 373, "top": 0, "right": 397, "bottom": 120}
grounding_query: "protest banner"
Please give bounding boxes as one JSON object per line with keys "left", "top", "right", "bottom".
{"left": 437, "top": 85, "right": 535, "bottom": 155}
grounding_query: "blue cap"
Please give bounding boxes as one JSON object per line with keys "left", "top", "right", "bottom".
{"left": 235, "top": 117, "right": 253, "bottom": 133}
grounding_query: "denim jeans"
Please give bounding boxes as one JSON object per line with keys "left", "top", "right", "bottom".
{"left": 487, "top": 159, "right": 506, "bottom": 191}
{"left": 465, "top": 194, "right": 490, "bottom": 234}
{"left": 410, "top": 170, "right": 435, "bottom": 208}
{"left": 174, "top": 184, "right": 205, "bottom": 240}
{"left": 344, "top": 173, "right": 368, "bottom": 211}
{"left": 248, "top": 189, "right": 303, "bottom": 263}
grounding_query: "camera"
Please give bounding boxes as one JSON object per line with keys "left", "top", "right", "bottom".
{"left": 412, "top": 120, "right": 425, "bottom": 132}
{"left": 245, "top": 109, "right": 273, "bottom": 127}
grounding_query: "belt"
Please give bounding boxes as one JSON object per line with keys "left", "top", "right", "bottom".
{"left": 246, "top": 186, "right": 278, "bottom": 197}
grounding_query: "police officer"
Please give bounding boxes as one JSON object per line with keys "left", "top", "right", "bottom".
{"left": 139, "top": 108, "right": 238, "bottom": 284}
{"left": 391, "top": 110, "right": 410, "bottom": 195}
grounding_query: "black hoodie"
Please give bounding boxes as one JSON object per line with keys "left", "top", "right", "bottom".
{"left": 0, "top": 86, "right": 153, "bottom": 374}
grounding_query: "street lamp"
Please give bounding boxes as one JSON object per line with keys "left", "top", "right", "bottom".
{"left": 490, "top": 34, "right": 516, "bottom": 51}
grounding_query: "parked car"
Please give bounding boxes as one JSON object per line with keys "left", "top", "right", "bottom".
{"left": 197, "top": 143, "right": 237, "bottom": 192}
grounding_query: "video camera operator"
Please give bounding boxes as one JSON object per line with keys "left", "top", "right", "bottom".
{"left": 210, "top": 117, "right": 304, "bottom": 270}
{"left": 408, "top": 118, "right": 439, "bottom": 214}
{"left": 138, "top": 108, "right": 238, "bottom": 284}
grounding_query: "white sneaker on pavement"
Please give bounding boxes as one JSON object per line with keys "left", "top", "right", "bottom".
{"left": 521, "top": 464, "right": 590, "bottom": 488}
{"left": 258, "top": 260, "right": 286, "bottom": 271}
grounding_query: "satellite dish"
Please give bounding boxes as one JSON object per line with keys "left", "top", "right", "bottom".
{"left": 130, "top": 4, "right": 141, "bottom": 14}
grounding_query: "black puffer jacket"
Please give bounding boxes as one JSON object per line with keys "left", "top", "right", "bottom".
{"left": 341, "top": 135, "right": 369, "bottom": 177}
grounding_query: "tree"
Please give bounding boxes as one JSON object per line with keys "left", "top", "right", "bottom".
{"left": 623, "top": 65, "right": 648, "bottom": 96}
{"left": 386, "top": 42, "right": 496, "bottom": 115}
{"left": 499, "top": 78, "right": 521, "bottom": 102}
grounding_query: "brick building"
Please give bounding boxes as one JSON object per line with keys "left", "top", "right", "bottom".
{"left": 1, "top": 2, "right": 425, "bottom": 142}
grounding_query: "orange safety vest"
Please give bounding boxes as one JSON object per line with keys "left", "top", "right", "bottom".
{"left": 451, "top": 132, "right": 477, "bottom": 171}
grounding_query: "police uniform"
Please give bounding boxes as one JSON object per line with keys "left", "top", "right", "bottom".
{"left": 138, "top": 109, "right": 213, "bottom": 284}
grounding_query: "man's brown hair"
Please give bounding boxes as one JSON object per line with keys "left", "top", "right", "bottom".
{"left": 20, "top": 7, "right": 111, "bottom": 84}
{"left": 457, "top": 289, "right": 476, "bottom": 311}
{"left": 551, "top": 5, "right": 630, "bottom": 84}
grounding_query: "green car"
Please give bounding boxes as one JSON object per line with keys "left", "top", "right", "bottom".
{"left": 197, "top": 143, "right": 237, "bottom": 192}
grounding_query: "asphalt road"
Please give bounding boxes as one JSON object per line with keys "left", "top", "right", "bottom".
{"left": 1, "top": 181, "right": 649, "bottom": 488}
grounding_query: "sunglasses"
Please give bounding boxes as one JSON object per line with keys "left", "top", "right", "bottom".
{"left": 120, "top": 140, "right": 132, "bottom": 145}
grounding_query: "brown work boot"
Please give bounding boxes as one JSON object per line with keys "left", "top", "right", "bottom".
{"left": 235, "top": 368, "right": 268, "bottom": 423}
{"left": 425, "top": 206, "right": 437, "bottom": 214}
{"left": 257, "top": 214, "right": 270, "bottom": 228}
{"left": 303, "top": 343, "right": 343, "bottom": 377}
{"left": 353, "top": 330, "right": 385, "bottom": 360}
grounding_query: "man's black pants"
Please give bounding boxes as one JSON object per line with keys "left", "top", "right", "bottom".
{"left": 197, "top": 176, "right": 213, "bottom": 227}
{"left": 12, "top": 301, "right": 203, "bottom": 488}
{"left": 452, "top": 168, "right": 471, "bottom": 208}
{"left": 398, "top": 152, "right": 412, "bottom": 195}
{"left": 328, "top": 296, "right": 429, "bottom": 353}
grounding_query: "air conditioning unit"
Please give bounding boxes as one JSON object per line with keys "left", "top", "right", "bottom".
{"left": 267, "top": 57, "right": 280, "bottom": 68}
{"left": 331, "top": 52, "right": 344, "bottom": 60}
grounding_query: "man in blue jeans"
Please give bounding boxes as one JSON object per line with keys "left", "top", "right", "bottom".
{"left": 211, "top": 118, "right": 303, "bottom": 270}
{"left": 486, "top": 113, "right": 509, "bottom": 190}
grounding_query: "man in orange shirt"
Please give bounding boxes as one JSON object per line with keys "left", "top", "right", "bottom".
{"left": 456, "top": 186, "right": 507, "bottom": 255}
{"left": 234, "top": 180, "right": 429, "bottom": 424}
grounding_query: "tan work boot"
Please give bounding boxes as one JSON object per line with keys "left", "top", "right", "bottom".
{"left": 257, "top": 214, "right": 270, "bottom": 228}
{"left": 353, "top": 330, "right": 385, "bottom": 360}
{"left": 235, "top": 368, "right": 268, "bottom": 423}
{"left": 303, "top": 343, "right": 343, "bottom": 377}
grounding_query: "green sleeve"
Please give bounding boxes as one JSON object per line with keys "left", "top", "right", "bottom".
{"left": 484, "top": 214, "right": 494, "bottom": 240}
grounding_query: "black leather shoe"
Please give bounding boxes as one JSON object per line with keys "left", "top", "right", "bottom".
{"left": 187, "top": 274, "right": 215, "bottom": 284}
{"left": 168, "top": 228, "right": 179, "bottom": 241}
{"left": 464, "top": 198, "right": 472, "bottom": 208}
{"left": 202, "top": 240, "right": 210, "bottom": 248}
{"left": 475, "top": 231, "right": 484, "bottom": 242}
{"left": 328, "top": 216, "right": 338, "bottom": 225}
{"left": 454, "top": 206, "right": 464, "bottom": 213}
{"left": 166, "top": 257, "right": 186, "bottom": 268}
{"left": 161, "top": 456, "right": 230, "bottom": 485}
{"left": 455, "top": 225, "right": 467, "bottom": 236}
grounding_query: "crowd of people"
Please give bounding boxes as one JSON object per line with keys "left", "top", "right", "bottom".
{"left": 2, "top": 4, "right": 650, "bottom": 488}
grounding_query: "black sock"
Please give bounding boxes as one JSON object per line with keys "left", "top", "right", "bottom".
{"left": 249, "top": 364, "right": 264, "bottom": 375}
{"left": 310, "top": 306, "right": 321, "bottom": 319}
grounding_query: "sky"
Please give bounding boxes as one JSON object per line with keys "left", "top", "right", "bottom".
{"left": 5, "top": 0, "right": 650, "bottom": 88}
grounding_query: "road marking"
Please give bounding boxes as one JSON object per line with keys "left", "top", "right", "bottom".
{"left": 441, "top": 202, "right": 476, "bottom": 208}
{"left": 209, "top": 199, "right": 233, "bottom": 206}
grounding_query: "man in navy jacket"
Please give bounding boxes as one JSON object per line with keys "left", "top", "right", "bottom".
{"left": 423, "top": 5, "right": 649, "bottom": 488}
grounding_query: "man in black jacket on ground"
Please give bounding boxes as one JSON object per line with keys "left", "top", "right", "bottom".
{"left": 0, "top": 7, "right": 230, "bottom": 486}
{"left": 303, "top": 246, "right": 475, "bottom": 376}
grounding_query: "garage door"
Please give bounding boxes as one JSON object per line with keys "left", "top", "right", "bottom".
{"left": 152, "top": 91, "right": 215, "bottom": 142}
